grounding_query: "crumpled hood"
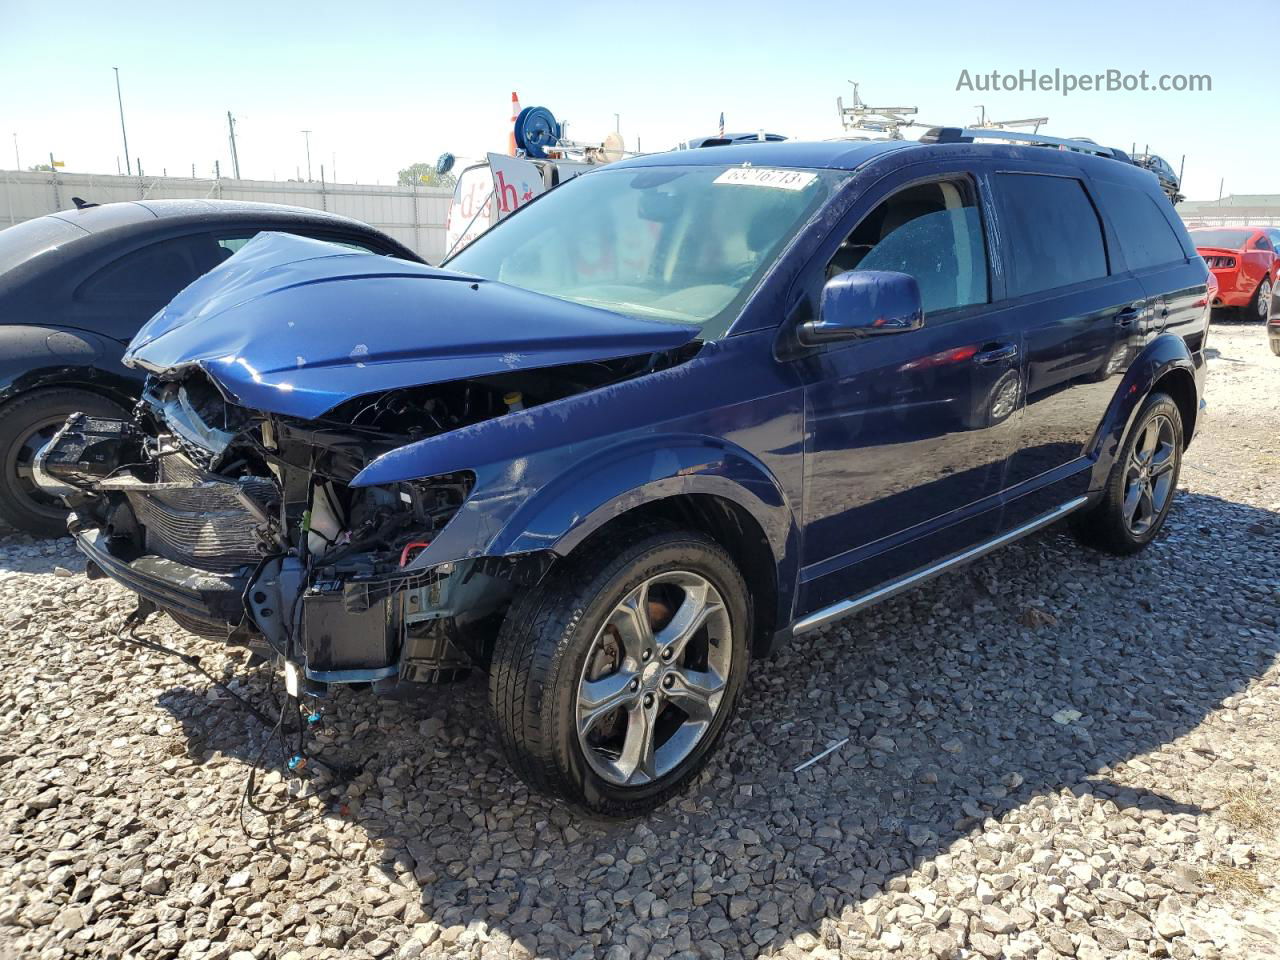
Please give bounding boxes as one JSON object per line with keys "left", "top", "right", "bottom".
{"left": 124, "top": 232, "right": 700, "bottom": 420}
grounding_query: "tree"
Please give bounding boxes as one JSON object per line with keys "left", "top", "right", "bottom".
{"left": 28, "top": 163, "right": 53, "bottom": 172}
{"left": 397, "top": 162, "right": 456, "bottom": 189}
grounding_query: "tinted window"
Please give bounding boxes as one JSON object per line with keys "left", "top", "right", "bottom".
{"left": 829, "top": 178, "right": 989, "bottom": 314}
{"left": 216, "top": 235, "right": 255, "bottom": 256}
{"left": 79, "top": 239, "right": 203, "bottom": 301}
{"left": 995, "top": 173, "right": 1107, "bottom": 297}
{"left": 1092, "top": 181, "right": 1186, "bottom": 271}
{"left": 207, "top": 232, "right": 385, "bottom": 270}
{"left": 1255, "top": 235, "right": 1273, "bottom": 251}
{"left": 305, "top": 236, "right": 386, "bottom": 254}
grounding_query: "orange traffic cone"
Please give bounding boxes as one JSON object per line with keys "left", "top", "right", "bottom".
{"left": 508, "top": 91, "right": 521, "bottom": 156}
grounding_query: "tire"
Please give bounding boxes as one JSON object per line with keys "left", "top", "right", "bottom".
{"left": 0, "top": 388, "right": 128, "bottom": 537}
{"left": 488, "top": 526, "right": 750, "bottom": 817}
{"left": 1070, "top": 392, "right": 1183, "bottom": 555}
{"left": 1249, "top": 277, "right": 1273, "bottom": 323}
{"left": 1271, "top": 339, "right": 1280, "bottom": 358}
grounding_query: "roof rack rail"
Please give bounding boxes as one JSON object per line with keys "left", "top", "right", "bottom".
{"left": 919, "top": 127, "right": 1132, "bottom": 162}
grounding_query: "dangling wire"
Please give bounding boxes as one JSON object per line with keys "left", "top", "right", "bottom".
{"left": 115, "top": 603, "right": 359, "bottom": 850}
{"left": 117, "top": 603, "right": 277, "bottom": 726}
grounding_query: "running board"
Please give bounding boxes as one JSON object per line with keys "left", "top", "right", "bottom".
{"left": 791, "top": 496, "right": 1090, "bottom": 636}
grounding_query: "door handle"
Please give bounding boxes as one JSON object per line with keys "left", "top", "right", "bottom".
{"left": 973, "top": 342, "right": 1018, "bottom": 365}
{"left": 1116, "top": 303, "right": 1143, "bottom": 327}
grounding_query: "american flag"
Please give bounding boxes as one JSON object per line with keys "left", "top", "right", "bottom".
{"left": 718, "top": 112, "right": 724, "bottom": 138}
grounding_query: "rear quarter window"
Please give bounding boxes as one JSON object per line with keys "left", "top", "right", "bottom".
{"left": 994, "top": 173, "right": 1108, "bottom": 297}
{"left": 1092, "top": 181, "right": 1187, "bottom": 271}
{"left": 77, "top": 237, "right": 205, "bottom": 302}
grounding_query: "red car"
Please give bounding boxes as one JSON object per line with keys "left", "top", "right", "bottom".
{"left": 1191, "top": 226, "right": 1280, "bottom": 321}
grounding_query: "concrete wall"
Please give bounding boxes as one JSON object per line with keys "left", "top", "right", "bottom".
{"left": 0, "top": 169, "right": 453, "bottom": 262}
{"left": 1177, "top": 194, "right": 1280, "bottom": 228}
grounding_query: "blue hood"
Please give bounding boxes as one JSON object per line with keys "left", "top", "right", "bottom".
{"left": 124, "top": 232, "right": 700, "bottom": 420}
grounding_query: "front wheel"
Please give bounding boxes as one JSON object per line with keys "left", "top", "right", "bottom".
{"left": 488, "top": 527, "right": 749, "bottom": 816}
{"left": 1071, "top": 392, "right": 1183, "bottom": 554}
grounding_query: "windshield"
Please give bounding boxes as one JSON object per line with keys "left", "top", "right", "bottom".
{"left": 448, "top": 164, "right": 844, "bottom": 338}
{"left": 1190, "top": 229, "right": 1252, "bottom": 249}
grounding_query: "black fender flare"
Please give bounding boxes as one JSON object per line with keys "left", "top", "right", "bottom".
{"left": 1086, "top": 333, "right": 1198, "bottom": 492}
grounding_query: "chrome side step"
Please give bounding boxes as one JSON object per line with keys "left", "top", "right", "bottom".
{"left": 791, "top": 496, "right": 1090, "bottom": 636}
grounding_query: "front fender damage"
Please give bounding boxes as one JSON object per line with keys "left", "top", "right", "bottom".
{"left": 50, "top": 330, "right": 702, "bottom": 693}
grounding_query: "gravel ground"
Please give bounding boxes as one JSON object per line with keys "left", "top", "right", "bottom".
{"left": 1, "top": 320, "right": 1277, "bottom": 960}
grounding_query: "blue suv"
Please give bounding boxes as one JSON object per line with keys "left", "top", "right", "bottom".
{"left": 43, "top": 131, "right": 1209, "bottom": 816}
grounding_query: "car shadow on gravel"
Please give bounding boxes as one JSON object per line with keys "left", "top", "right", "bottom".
{"left": 155, "top": 490, "right": 1279, "bottom": 958}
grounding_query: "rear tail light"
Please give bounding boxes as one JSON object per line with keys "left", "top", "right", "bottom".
{"left": 1203, "top": 255, "right": 1236, "bottom": 269}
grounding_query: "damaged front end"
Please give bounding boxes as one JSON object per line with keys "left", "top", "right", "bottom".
{"left": 41, "top": 232, "right": 702, "bottom": 692}
{"left": 45, "top": 371, "right": 503, "bottom": 690}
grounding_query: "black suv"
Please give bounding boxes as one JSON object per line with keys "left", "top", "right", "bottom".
{"left": 0, "top": 199, "right": 418, "bottom": 535}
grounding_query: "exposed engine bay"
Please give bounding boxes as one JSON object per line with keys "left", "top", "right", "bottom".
{"left": 42, "top": 348, "right": 691, "bottom": 693}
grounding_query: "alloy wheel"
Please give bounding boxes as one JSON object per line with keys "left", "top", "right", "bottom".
{"left": 1122, "top": 413, "right": 1177, "bottom": 535}
{"left": 576, "top": 571, "right": 733, "bottom": 787}
{"left": 1259, "top": 279, "right": 1273, "bottom": 321}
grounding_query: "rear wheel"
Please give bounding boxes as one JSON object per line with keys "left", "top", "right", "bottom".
{"left": 1249, "top": 277, "right": 1273, "bottom": 323}
{"left": 1071, "top": 392, "right": 1183, "bottom": 555}
{"left": 1270, "top": 338, "right": 1280, "bottom": 357}
{"left": 488, "top": 526, "right": 749, "bottom": 816}
{"left": 0, "top": 388, "right": 127, "bottom": 537}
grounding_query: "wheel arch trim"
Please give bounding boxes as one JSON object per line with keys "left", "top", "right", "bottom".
{"left": 1087, "top": 333, "right": 1197, "bottom": 491}
{"left": 0, "top": 324, "right": 138, "bottom": 411}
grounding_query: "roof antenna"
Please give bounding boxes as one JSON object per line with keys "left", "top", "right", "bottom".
{"left": 71, "top": 196, "right": 99, "bottom": 210}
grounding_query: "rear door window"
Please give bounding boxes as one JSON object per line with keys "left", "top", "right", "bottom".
{"left": 994, "top": 173, "right": 1108, "bottom": 297}
{"left": 1091, "top": 181, "right": 1187, "bottom": 271}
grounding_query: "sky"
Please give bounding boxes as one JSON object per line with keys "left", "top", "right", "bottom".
{"left": 1, "top": 0, "right": 1272, "bottom": 202}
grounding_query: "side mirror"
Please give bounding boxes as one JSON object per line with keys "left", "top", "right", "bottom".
{"left": 798, "top": 270, "right": 924, "bottom": 346}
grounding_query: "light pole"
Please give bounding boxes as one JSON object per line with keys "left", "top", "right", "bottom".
{"left": 113, "top": 67, "right": 132, "bottom": 176}
{"left": 12, "top": 132, "right": 18, "bottom": 170}
{"left": 301, "top": 130, "right": 312, "bottom": 181}
{"left": 227, "top": 112, "right": 241, "bottom": 179}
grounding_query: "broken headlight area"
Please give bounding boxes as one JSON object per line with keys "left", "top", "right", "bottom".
{"left": 44, "top": 369, "right": 551, "bottom": 689}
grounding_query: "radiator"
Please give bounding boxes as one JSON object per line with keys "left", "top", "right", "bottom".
{"left": 128, "top": 452, "right": 277, "bottom": 573}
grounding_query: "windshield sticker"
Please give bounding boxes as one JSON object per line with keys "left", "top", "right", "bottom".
{"left": 713, "top": 168, "right": 818, "bottom": 191}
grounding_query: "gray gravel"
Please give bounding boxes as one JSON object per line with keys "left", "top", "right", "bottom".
{"left": 1, "top": 320, "right": 1278, "bottom": 960}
